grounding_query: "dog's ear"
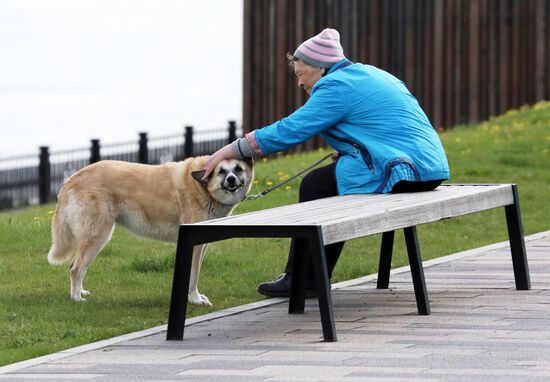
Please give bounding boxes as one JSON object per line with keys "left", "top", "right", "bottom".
{"left": 243, "top": 157, "right": 254, "bottom": 168}
{"left": 191, "top": 170, "right": 209, "bottom": 186}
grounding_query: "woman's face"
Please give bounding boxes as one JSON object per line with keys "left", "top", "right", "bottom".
{"left": 293, "top": 60, "right": 325, "bottom": 95}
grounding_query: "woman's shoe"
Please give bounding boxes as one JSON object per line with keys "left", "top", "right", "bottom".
{"left": 257, "top": 273, "right": 317, "bottom": 298}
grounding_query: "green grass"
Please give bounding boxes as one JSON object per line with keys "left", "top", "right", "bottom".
{"left": 1, "top": 101, "right": 550, "bottom": 366}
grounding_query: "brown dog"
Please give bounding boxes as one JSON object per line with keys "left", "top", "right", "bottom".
{"left": 47, "top": 156, "right": 253, "bottom": 305}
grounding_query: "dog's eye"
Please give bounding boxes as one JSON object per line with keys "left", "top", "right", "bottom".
{"left": 218, "top": 168, "right": 226, "bottom": 175}
{"left": 234, "top": 165, "right": 243, "bottom": 173}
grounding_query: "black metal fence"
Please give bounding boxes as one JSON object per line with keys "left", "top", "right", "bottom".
{"left": 0, "top": 121, "right": 240, "bottom": 210}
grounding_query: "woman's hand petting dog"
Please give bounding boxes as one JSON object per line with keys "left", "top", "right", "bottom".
{"left": 203, "top": 144, "right": 234, "bottom": 180}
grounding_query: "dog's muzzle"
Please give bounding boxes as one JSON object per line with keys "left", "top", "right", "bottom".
{"left": 223, "top": 175, "right": 243, "bottom": 193}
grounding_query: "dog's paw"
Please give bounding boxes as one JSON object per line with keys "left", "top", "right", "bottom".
{"left": 188, "top": 292, "right": 212, "bottom": 307}
{"left": 71, "top": 295, "right": 86, "bottom": 302}
{"left": 197, "top": 294, "right": 212, "bottom": 306}
{"left": 70, "top": 289, "right": 90, "bottom": 301}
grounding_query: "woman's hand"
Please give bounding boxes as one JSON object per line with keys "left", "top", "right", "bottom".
{"left": 202, "top": 144, "right": 234, "bottom": 180}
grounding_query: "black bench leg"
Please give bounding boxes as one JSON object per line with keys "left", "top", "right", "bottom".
{"left": 377, "top": 231, "right": 395, "bottom": 289}
{"left": 289, "top": 227, "right": 336, "bottom": 342}
{"left": 404, "top": 226, "right": 430, "bottom": 315}
{"left": 309, "top": 227, "right": 337, "bottom": 342}
{"left": 505, "top": 185, "right": 531, "bottom": 290}
{"left": 166, "top": 227, "right": 194, "bottom": 340}
{"left": 289, "top": 238, "right": 309, "bottom": 314}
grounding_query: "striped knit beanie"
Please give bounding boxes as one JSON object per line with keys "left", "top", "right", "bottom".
{"left": 293, "top": 28, "right": 345, "bottom": 68}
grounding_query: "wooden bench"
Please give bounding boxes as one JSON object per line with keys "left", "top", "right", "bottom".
{"left": 166, "top": 184, "right": 530, "bottom": 341}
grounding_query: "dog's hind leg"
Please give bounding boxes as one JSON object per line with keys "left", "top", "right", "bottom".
{"left": 70, "top": 223, "right": 114, "bottom": 301}
{"left": 188, "top": 244, "right": 212, "bottom": 306}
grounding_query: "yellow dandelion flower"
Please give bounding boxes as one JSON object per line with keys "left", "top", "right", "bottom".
{"left": 253, "top": 180, "right": 259, "bottom": 185}
{"left": 266, "top": 181, "right": 273, "bottom": 186}
{"left": 285, "top": 186, "right": 292, "bottom": 191}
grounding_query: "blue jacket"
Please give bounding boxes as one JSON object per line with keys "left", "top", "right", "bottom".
{"left": 254, "top": 59, "right": 450, "bottom": 194}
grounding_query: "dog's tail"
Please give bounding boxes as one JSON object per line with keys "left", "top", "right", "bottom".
{"left": 47, "top": 205, "right": 74, "bottom": 265}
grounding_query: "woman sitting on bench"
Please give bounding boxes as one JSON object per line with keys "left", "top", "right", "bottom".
{"left": 202, "top": 28, "right": 450, "bottom": 298}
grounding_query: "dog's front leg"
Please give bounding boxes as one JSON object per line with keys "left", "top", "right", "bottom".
{"left": 188, "top": 244, "right": 212, "bottom": 306}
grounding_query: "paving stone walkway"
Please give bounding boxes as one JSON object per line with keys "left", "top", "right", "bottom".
{"left": 1, "top": 231, "right": 549, "bottom": 381}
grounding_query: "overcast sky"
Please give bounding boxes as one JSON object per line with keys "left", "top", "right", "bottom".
{"left": 0, "top": 0, "right": 243, "bottom": 157}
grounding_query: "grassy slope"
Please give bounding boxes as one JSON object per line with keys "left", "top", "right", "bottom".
{"left": 1, "top": 101, "right": 549, "bottom": 365}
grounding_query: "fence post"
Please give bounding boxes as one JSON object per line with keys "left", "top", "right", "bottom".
{"left": 228, "top": 120, "right": 237, "bottom": 143}
{"left": 138, "top": 132, "right": 148, "bottom": 164}
{"left": 90, "top": 139, "right": 101, "bottom": 164}
{"left": 184, "top": 126, "right": 194, "bottom": 158}
{"left": 38, "top": 146, "right": 50, "bottom": 204}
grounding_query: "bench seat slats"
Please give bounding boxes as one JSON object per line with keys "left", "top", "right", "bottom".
{"left": 195, "top": 185, "right": 514, "bottom": 244}
{"left": 321, "top": 186, "right": 513, "bottom": 244}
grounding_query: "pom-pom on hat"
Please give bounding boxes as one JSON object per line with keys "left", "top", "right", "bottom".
{"left": 293, "top": 28, "right": 345, "bottom": 68}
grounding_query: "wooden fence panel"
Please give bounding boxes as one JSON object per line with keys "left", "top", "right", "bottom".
{"left": 243, "top": 0, "right": 550, "bottom": 149}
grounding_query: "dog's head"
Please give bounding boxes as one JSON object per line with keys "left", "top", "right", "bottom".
{"left": 192, "top": 158, "right": 254, "bottom": 205}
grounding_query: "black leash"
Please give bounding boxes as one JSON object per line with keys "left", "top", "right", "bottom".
{"left": 243, "top": 152, "right": 335, "bottom": 201}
